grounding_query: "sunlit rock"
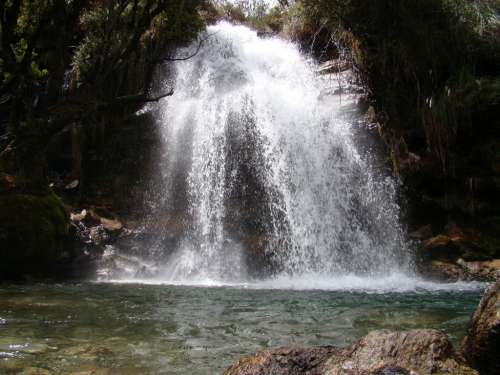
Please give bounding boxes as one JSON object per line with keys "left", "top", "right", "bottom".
{"left": 224, "top": 346, "right": 340, "bottom": 375}
{"left": 224, "top": 330, "right": 478, "bottom": 375}
{"left": 461, "top": 280, "right": 500, "bottom": 375}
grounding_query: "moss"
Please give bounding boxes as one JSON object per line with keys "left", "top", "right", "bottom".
{"left": 0, "top": 191, "right": 69, "bottom": 276}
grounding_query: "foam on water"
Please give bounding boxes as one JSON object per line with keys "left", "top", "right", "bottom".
{"left": 106, "top": 274, "right": 486, "bottom": 293}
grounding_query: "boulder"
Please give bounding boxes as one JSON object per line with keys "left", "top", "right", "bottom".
{"left": 0, "top": 191, "right": 71, "bottom": 279}
{"left": 88, "top": 207, "right": 123, "bottom": 233}
{"left": 417, "top": 260, "right": 471, "bottom": 282}
{"left": 224, "top": 330, "right": 477, "bottom": 375}
{"left": 423, "top": 234, "right": 452, "bottom": 250}
{"left": 100, "top": 217, "right": 123, "bottom": 232}
{"left": 409, "top": 225, "right": 432, "bottom": 240}
{"left": 224, "top": 346, "right": 340, "bottom": 375}
{"left": 70, "top": 209, "right": 87, "bottom": 222}
{"left": 445, "top": 222, "right": 465, "bottom": 242}
{"left": 321, "top": 330, "right": 475, "bottom": 375}
{"left": 461, "top": 280, "right": 500, "bottom": 375}
{"left": 457, "top": 259, "right": 500, "bottom": 281}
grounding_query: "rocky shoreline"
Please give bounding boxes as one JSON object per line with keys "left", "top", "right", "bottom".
{"left": 224, "top": 281, "right": 500, "bottom": 375}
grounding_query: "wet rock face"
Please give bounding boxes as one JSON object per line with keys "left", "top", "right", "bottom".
{"left": 415, "top": 222, "right": 500, "bottom": 282}
{"left": 461, "top": 280, "right": 500, "bottom": 375}
{"left": 224, "top": 330, "right": 478, "bottom": 375}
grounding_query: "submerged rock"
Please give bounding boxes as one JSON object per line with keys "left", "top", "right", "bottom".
{"left": 224, "top": 330, "right": 477, "bottom": 375}
{"left": 461, "top": 280, "right": 500, "bottom": 375}
{"left": 19, "top": 368, "right": 53, "bottom": 375}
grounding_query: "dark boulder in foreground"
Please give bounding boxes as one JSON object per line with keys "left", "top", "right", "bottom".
{"left": 321, "top": 330, "right": 475, "bottom": 375}
{"left": 224, "top": 346, "right": 340, "bottom": 375}
{"left": 224, "top": 330, "right": 477, "bottom": 375}
{"left": 461, "top": 280, "right": 500, "bottom": 375}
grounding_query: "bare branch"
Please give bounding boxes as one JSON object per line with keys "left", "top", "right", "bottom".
{"left": 155, "top": 31, "right": 219, "bottom": 63}
{"left": 110, "top": 89, "right": 174, "bottom": 106}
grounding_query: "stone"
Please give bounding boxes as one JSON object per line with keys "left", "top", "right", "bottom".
{"left": 409, "top": 225, "right": 432, "bottom": 240}
{"left": 65, "top": 179, "right": 79, "bottom": 189}
{"left": 421, "top": 234, "right": 461, "bottom": 262}
{"left": 88, "top": 207, "right": 123, "bottom": 233}
{"left": 88, "top": 225, "right": 108, "bottom": 245}
{"left": 417, "top": 260, "right": 470, "bottom": 282}
{"left": 224, "top": 346, "right": 340, "bottom": 375}
{"left": 457, "top": 259, "right": 500, "bottom": 281}
{"left": 445, "top": 222, "right": 465, "bottom": 242}
{"left": 321, "top": 330, "right": 476, "bottom": 375}
{"left": 461, "top": 280, "right": 500, "bottom": 375}
{"left": 70, "top": 209, "right": 87, "bottom": 222}
{"left": 424, "top": 234, "right": 451, "bottom": 249}
{"left": 19, "top": 368, "right": 53, "bottom": 375}
{"left": 18, "top": 343, "right": 51, "bottom": 354}
{"left": 224, "top": 330, "right": 477, "bottom": 375}
{"left": 68, "top": 371, "right": 110, "bottom": 375}
{"left": 100, "top": 217, "right": 123, "bottom": 232}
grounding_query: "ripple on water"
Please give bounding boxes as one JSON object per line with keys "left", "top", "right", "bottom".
{"left": 0, "top": 281, "right": 485, "bottom": 374}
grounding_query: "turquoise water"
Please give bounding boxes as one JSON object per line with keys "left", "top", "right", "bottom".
{"left": 0, "top": 282, "right": 484, "bottom": 374}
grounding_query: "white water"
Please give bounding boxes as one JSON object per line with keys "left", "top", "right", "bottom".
{"left": 145, "top": 21, "right": 414, "bottom": 287}
{"left": 101, "top": 22, "right": 483, "bottom": 292}
{"left": 108, "top": 274, "right": 486, "bottom": 293}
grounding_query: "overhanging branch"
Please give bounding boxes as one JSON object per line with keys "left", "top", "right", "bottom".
{"left": 110, "top": 89, "right": 174, "bottom": 106}
{"left": 155, "top": 31, "right": 218, "bottom": 63}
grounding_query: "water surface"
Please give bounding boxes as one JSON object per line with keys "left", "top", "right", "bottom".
{"left": 0, "top": 282, "right": 483, "bottom": 374}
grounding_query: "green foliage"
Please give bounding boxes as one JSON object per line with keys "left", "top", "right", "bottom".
{"left": 297, "top": 0, "right": 500, "bottom": 178}
{"left": 0, "top": 191, "right": 69, "bottom": 269}
{"left": 211, "top": 0, "right": 286, "bottom": 32}
{"left": 71, "top": 0, "right": 205, "bottom": 95}
{"left": 1, "top": 0, "right": 206, "bottom": 188}
{"left": 0, "top": 0, "right": 207, "bottom": 275}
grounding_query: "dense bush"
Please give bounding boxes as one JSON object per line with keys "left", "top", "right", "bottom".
{"left": 294, "top": 0, "right": 500, "bottom": 179}
{"left": 0, "top": 0, "right": 205, "bottom": 188}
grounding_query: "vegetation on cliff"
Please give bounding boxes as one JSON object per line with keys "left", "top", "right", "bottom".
{"left": 1, "top": 0, "right": 499, "bottom": 278}
{"left": 1, "top": 0, "right": 204, "bottom": 187}
{"left": 1, "top": 0, "right": 206, "bottom": 278}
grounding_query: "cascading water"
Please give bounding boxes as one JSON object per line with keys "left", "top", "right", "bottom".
{"left": 140, "top": 22, "right": 413, "bottom": 286}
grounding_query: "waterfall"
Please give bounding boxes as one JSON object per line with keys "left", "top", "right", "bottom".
{"left": 145, "top": 22, "right": 411, "bottom": 284}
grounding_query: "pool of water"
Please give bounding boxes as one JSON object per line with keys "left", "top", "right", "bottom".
{"left": 0, "top": 281, "right": 484, "bottom": 374}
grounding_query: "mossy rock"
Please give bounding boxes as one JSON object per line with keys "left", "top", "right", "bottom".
{"left": 0, "top": 192, "right": 70, "bottom": 278}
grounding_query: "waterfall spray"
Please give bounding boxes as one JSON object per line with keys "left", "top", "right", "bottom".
{"left": 151, "top": 22, "right": 411, "bottom": 284}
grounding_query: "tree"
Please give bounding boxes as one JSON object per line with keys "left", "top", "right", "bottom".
{"left": 0, "top": 0, "right": 205, "bottom": 190}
